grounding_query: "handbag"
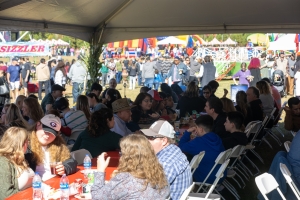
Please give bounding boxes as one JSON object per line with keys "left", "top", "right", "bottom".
{"left": 0, "top": 78, "right": 9, "bottom": 95}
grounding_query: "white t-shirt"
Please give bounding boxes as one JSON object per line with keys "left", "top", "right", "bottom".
{"left": 295, "top": 71, "right": 300, "bottom": 96}
{"left": 18, "top": 167, "right": 35, "bottom": 190}
{"left": 35, "top": 146, "right": 56, "bottom": 181}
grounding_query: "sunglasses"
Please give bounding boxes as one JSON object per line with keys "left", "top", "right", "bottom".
{"left": 144, "top": 135, "right": 165, "bottom": 140}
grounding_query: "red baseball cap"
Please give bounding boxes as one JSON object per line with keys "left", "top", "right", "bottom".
{"left": 147, "top": 90, "right": 162, "bottom": 101}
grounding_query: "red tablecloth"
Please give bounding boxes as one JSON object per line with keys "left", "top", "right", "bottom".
{"left": 6, "top": 152, "right": 120, "bottom": 200}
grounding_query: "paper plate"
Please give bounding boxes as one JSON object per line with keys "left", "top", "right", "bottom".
{"left": 74, "top": 193, "right": 92, "bottom": 200}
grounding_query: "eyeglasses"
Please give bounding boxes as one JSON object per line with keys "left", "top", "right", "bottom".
{"left": 203, "top": 92, "right": 210, "bottom": 94}
{"left": 143, "top": 99, "right": 153, "bottom": 103}
{"left": 144, "top": 135, "right": 165, "bottom": 140}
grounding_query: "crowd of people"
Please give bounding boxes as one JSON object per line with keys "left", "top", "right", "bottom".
{"left": 0, "top": 49, "right": 300, "bottom": 199}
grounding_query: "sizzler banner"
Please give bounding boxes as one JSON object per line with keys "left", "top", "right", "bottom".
{"left": 0, "top": 42, "right": 50, "bottom": 57}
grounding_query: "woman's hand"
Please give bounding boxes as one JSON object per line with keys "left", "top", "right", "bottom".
{"left": 55, "top": 162, "right": 65, "bottom": 175}
{"left": 97, "top": 152, "right": 110, "bottom": 172}
{"left": 187, "top": 127, "right": 197, "bottom": 134}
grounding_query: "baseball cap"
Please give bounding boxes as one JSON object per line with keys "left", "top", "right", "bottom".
{"left": 41, "top": 114, "right": 61, "bottom": 136}
{"left": 54, "top": 97, "right": 69, "bottom": 111}
{"left": 57, "top": 56, "right": 62, "bottom": 61}
{"left": 112, "top": 98, "right": 135, "bottom": 113}
{"left": 141, "top": 120, "right": 175, "bottom": 139}
{"left": 12, "top": 57, "right": 18, "bottom": 61}
{"left": 174, "top": 56, "right": 180, "bottom": 60}
{"left": 51, "top": 84, "right": 66, "bottom": 92}
{"left": 147, "top": 90, "right": 162, "bottom": 101}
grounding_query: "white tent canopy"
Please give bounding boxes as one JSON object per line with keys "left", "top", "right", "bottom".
{"left": 29, "top": 39, "right": 69, "bottom": 46}
{"left": 209, "top": 38, "right": 221, "bottom": 45}
{"left": 157, "top": 36, "right": 186, "bottom": 45}
{"left": 267, "top": 34, "right": 296, "bottom": 51}
{"left": 0, "top": 0, "right": 300, "bottom": 43}
{"left": 223, "top": 38, "right": 237, "bottom": 45}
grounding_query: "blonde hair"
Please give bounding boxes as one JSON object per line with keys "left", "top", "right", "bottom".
{"left": 0, "top": 127, "right": 29, "bottom": 177}
{"left": 256, "top": 81, "right": 271, "bottom": 95}
{"left": 116, "top": 134, "right": 168, "bottom": 191}
{"left": 30, "top": 125, "right": 71, "bottom": 164}
{"left": 5, "top": 103, "right": 29, "bottom": 129}
{"left": 220, "top": 98, "right": 236, "bottom": 113}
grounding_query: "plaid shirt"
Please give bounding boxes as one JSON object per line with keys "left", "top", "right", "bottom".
{"left": 157, "top": 144, "right": 192, "bottom": 200}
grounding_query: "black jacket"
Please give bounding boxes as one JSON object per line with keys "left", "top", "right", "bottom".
{"left": 222, "top": 132, "right": 248, "bottom": 150}
{"left": 212, "top": 112, "right": 231, "bottom": 139}
{"left": 25, "top": 147, "right": 78, "bottom": 175}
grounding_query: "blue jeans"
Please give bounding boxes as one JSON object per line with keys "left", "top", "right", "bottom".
{"left": 153, "top": 81, "right": 160, "bottom": 91}
{"left": 72, "top": 82, "right": 84, "bottom": 103}
{"left": 38, "top": 80, "right": 50, "bottom": 100}
{"left": 116, "top": 71, "right": 122, "bottom": 83}
{"left": 161, "top": 73, "right": 168, "bottom": 83}
{"left": 144, "top": 78, "right": 154, "bottom": 89}
{"left": 138, "top": 73, "right": 142, "bottom": 86}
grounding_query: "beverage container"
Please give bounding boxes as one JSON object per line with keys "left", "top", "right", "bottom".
{"left": 32, "top": 173, "right": 42, "bottom": 200}
{"left": 83, "top": 154, "right": 91, "bottom": 171}
{"left": 74, "top": 179, "right": 83, "bottom": 194}
{"left": 60, "top": 174, "right": 69, "bottom": 200}
{"left": 50, "top": 162, "right": 57, "bottom": 175}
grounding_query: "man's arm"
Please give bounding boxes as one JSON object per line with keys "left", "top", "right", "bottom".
{"left": 284, "top": 106, "right": 294, "bottom": 131}
{"left": 198, "top": 65, "right": 204, "bottom": 77}
{"left": 6, "top": 73, "right": 10, "bottom": 83}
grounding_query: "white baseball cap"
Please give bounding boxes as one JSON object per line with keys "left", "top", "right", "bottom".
{"left": 41, "top": 114, "right": 61, "bottom": 136}
{"left": 141, "top": 120, "right": 175, "bottom": 139}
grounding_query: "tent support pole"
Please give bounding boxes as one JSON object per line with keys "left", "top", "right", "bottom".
{"left": 16, "top": 31, "right": 29, "bottom": 42}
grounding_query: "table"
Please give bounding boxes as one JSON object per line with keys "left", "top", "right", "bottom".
{"left": 6, "top": 152, "right": 120, "bottom": 200}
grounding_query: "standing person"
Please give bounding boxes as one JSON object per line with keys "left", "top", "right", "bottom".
{"left": 199, "top": 56, "right": 217, "bottom": 87}
{"left": 232, "top": 62, "right": 251, "bottom": 86}
{"left": 7, "top": 58, "right": 22, "bottom": 101}
{"left": 153, "top": 69, "right": 163, "bottom": 91}
{"left": 36, "top": 58, "right": 50, "bottom": 100}
{"left": 100, "top": 60, "right": 109, "bottom": 86}
{"left": 167, "top": 56, "right": 187, "bottom": 86}
{"left": 141, "top": 120, "right": 192, "bottom": 199}
{"left": 137, "top": 57, "right": 144, "bottom": 86}
{"left": 161, "top": 56, "right": 173, "bottom": 83}
{"left": 0, "top": 127, "right": 34, "bottom": 199}
{"left": 287, "top": 53, "right": 296, "bottom": 96}
{"left": 49, "top": 59, "right": 57, "bottom": 89}
{"left": 124, "top": 46, "right": 129, "bottom": 57}
{"left": 0, "top": 70, "right": 10, "bottom": 110}
{"left": 248, "top": 57, "right": 262, "bottom": 87}
{"left": 107, "top": 58, "right": 116, "bottom": 84}
{"left": 142, "top": 57, "right": 156, "bottom": 89}
{"left": 68, "top": 55, "right": 87, "bottom": 104}
{"left": 21, "top": 58, "right": 31, "bottom": 97}
{"left": 91, "top": 135, "right": 169, "bottom": 199}
{"left": 189, "top": 57, "right": 201, "bottom": 85}
{"left": 294, "top": 68, "right": 300, "bottom": 99}
{"left": 128, "top": 61, "right": 139, "bottom": 90}
{"left": 54, "top": 62, "right": 67, "bottom": 88}
{"left": 115, "top": 58, "right": 123, "bottom": 84}
{"left": 246, "top": 39, "right": 254, "bottom": 60}
{"left": 259, "top": 53, "right": 269, "bottom": 78}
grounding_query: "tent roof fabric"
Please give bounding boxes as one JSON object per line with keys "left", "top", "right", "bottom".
{"left": 267, "top": 34, "right": 296, "bottom": 51}
{"left": 223, "top": 38, "right": 237, "bottom": 45}
{"left": 209, "top": 38, "right": 221, "bottom": 45}
{"left": 0, "top": 0, "right": 300, "bottom": 43}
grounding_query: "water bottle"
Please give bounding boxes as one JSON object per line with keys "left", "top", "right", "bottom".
{"left": 32, "top": 173, "right": 42, "bottom": 200}
{"left": 83, "top": 154, "right": 91, "bottom": 170}
{"left": 60, "top": 174, "right": 69, "bottom": 200}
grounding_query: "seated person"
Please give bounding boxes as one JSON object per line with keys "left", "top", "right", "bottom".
{"left": 110, "top": 98, "right": 134, "bottom": 136}
{"left": 25, "top": 114, "right": 77, "bottom": 181}
{"left": 205, "top": 97, "right": 230, "bottom": 139}
{"left": 54, "top": 97, "right": 88, "bottom": 144}
{"left": 200, "top": 85, "right": 212, "bottom": 102}
{"left": 159, "top": 92, "right": 177, "bottom": 121}
{"left": 179, "top": 115, "right": 225, "bottom": 183}
{"left": 207, "top": 80, "right": 219, "bottom": 98}
{"left": 0, "top": 127, "right": 34, "bottom": 199}
{"left": 87, "top": 93, "right": 107, "bottom": 113}
{"left": 256, "top": 80, "right": 275, "bottom": 117}
{"left": 161, "top": 83, "right": 179, "bottom": 103}
{"left": 131, "top": 93, "right": 160, "bottom": 125}
{"left": 284, "top": 97, "right": 300, "bottom": 132}
{"left": 140, "top": 86, "right": 151, "bottom": 93}
{"left": 223, "top": 111, "right": 248, "bottom": 150}
{"left": 235, "top": 91, "right": 253, "bottom": 126}
{"left": 72, "top": 108, "right": 122, "bottom": 158}
{"left": 262, "top": 78, "right": 281, "bottom": 109}
{"left": 220, "top": 97, "right": 236, "bottom": 113}
{"left": 41, "top": 84, "right": 65, "bottom": 114}
{"left": 101, "top": 78, "right": 121, "bottom": 99}
{"left": 177, "top": 81, "right": 206, "bottom": 118}
{"left": 142, "top": 120, "right": 192, "bottom": 199}
{"left": 246, "top": 86, "right": 263, "bottom": 121}
{"left": 91, "top": 135, "right": 169, "bottom": 199}
{"left": 103, "top": 88, "right": 121, "bottom": 110}
{"left": 287, "top": 130, "right": 300, "bottom": 188}
{"left": 90, "top": 82, "right": 103, "bottom": 97}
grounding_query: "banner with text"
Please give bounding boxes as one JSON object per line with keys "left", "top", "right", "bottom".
{"left": 0, "top": 42, "right": 50, "bottom": 57}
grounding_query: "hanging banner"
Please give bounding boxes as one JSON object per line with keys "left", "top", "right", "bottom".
{"left": 0, "top": 42, "right": 50, "bottom": 57}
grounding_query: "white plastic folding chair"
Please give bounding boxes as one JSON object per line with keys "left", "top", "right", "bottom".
{"left": 180, "top": 183, "right": 195, "bottom": 200}
{"left": 280, "top": 163, "right": 300, "bottom": 199}
{"left": 263, "top": 108, "right": 282, "bottom": 147}
{"left": 186, "top": 159, "right": 230, "bottom": 200}
{"left": 195, "top": 149, "right": 232, "bottom": 193}
{"left": 70, "top": 149, "right": 92, "bottom": 165}
{"left": 284, "top": 141, "right": 291, "bottom": 152}
{"left": 271, "top": 101, "right": 287, "bottom": 137}
{"left": 255, "top": 173, "right": 286, "bottom": 200}
{"left": 190, "top": 151, "right": 205, "bottom": 175}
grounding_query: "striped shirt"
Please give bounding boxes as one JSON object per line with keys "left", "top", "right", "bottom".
{"left": 157, "top": 144, "right": 192, "bottom": 200}
{"left": 61, "top": 110, "right": 88, "bottom": 140}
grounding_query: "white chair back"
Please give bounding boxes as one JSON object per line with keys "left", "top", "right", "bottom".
{"left": 230, "top": 145, "right": 245, "bottom": 158}
{"left": 244, "top": 121, "right": 262, "bottom": 138}
{"left": 188, "top": 159, "right": 230, "bottom": 200}
{"left": 284, "top": 141, "right": 291, "bottom": 152}
{"left": 179, "top": 182, "right": 195, "bottom": 200}
{"left": 280, "top": 163, "right": 300, "bottom": 199}
{"left": 255, "top": 173, "right": 287, "bottom": 200}
{"left": 71, "top": 149, "right": 92, "bottom": 165}
{"left": 274, "top": 101, "right": 287, "bottom": 122}
{"left": 190, "top": 151, "right": 205, "bottom": 175}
